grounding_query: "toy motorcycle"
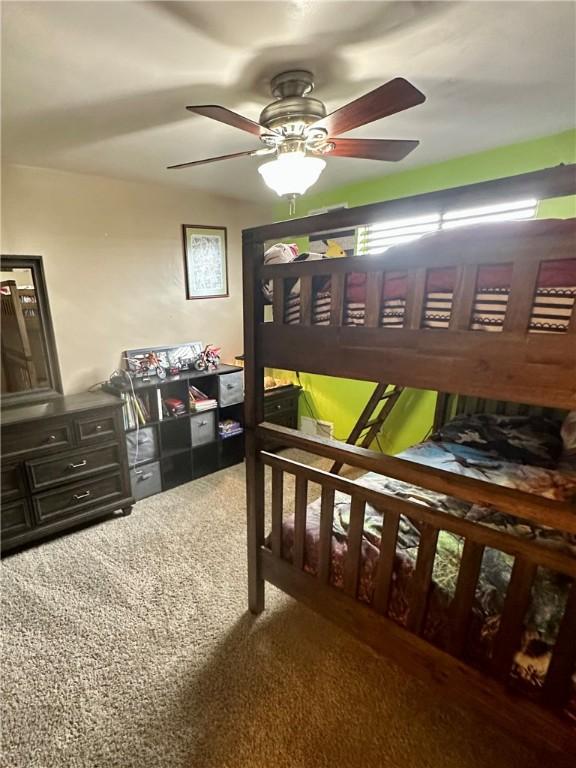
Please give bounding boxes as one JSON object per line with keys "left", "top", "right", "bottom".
{"left": 194, "top": 344, "right": 221, "bottom": 372}
{"left": 125, "top": 352, "right": 166, "bottom": 380}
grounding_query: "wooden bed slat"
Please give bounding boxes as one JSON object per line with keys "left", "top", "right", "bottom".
{"left": 503, "top": 260, "right": 540, "bottom": 334}
{"left": 330, "top": 273, "right": 345, "bottom": 326}
{"left": 542, "top": 580, "right": 576, "bottom": 710}
{"left": 447, "top": 540, "right": 485, "bottom": 657}
{"left": 318, "top": 486, "right": 335, "bottom": 584}
{"left": 259, "top": 426, "right": 576, "bottom": 539}
{"left": 272, "top": 278, "right": 285, "bottom": 325}
{"left": 492, "top": 557, "right": 537, "bottom": 679}
{"left": 293, "top": 476, "right": 308, "bottom": 570}
{"left": 404, "top": 267, "right": 427, "bottom": 329}
{"left": 271, "top": 467, "right": 283, "bottom": 557}
{"left": 373, "top": 508, "right": 400, "bottom": 614}
{"left": 449, "top": 264, "right": 478, "bottom": 331}
{"left": 343, "top": 496, "right": 366, "bottom": 597}
{"left": 365, "top": 272, "right": 384, "bottom": 327}
{"left": 568, "top": 302, "right": 576, "bottom": 335}
{"left": 299, "top": 275, "right": 312, "bottom": 326}
{"left": 259, "top": 324, "right": 576, "bottom": 412}
{"left": 259, "top": 448, "right": 576, "bottom": 579}
{"left": 407, "top": 524, "right": 439, "bottom": 635}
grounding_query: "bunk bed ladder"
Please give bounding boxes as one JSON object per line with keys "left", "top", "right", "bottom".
{"left": 330, "top": 383, "right": 404, "bottom": 475}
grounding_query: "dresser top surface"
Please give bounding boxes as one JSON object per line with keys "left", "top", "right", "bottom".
{"left": 1, "top": 391, "right": 121, "bottom": 427}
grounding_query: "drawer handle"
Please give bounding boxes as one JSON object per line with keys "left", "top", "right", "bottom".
{"left": 225, "top": 383, "right": 233, "bottom": 390}
{"left": 73, "top": 490, "right": 91, "bottom": 501}
{"left": 138, "top": 473, "right": 153, "bottom": 481}
{"left": 275, "top": 404, "right": 282, "bottom": 410}
{"left": 95, "top": 425, "right": 103, "bottom": 432}
{"left": 68, "top": 460, "right": 87, "bottom": 470}
{"left": 44, "top": 434, "right": 57, "bottom": 443}
{"left": 199, "top": 420, "right": 208, "bottom": 427}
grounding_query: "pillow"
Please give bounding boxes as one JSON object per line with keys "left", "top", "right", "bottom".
{"left": 432, "top": 413, "right": 563, "bottom": 468}
{"left": 561, "top": 411, "right": 576, "bottom": 456}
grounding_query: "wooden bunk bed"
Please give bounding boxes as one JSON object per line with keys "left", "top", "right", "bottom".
{"left": 242, "top": 164, "right": 576, "bottom": 758}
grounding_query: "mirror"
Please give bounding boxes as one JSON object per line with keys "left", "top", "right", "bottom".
{"left": 1, "top": 255, "right": 62, "bottom": 407}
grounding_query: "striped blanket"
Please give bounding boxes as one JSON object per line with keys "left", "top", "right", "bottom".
{"left": 275, "top": 219, "right": 576, "bottom": 332}
{"left": 283, "top": 260, "right": 576, "bottom": 332}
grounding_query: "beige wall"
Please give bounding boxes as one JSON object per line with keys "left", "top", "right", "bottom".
{"left": 1, "top": 164, "right": 269, "bottom": 393}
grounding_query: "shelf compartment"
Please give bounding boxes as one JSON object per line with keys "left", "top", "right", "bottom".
{"left": 219, "top": 433, "right": 244, "bottom": 469}
{"left": 192, "top": 443, "right": 219, "bottom": 479}
{"left": 161, "top": 452, "right": 193, "bottom": 490}
{"left": 160, "top": 417, "right": 191, "bottom": 454}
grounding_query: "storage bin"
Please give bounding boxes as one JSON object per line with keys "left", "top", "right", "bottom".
{"left": 126, "top": 426, "right": 158, "bottom": 466}
{"left": 190, "top": 411, "right": 216, "bottom": 446}
{"left": 218, "top": 371, "right": 244, "bottom": 407}
{"left": 130, "top": 461, "right": 162, "bottom": 500}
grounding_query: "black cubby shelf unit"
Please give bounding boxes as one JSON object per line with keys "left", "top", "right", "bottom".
{"left": 124, "top": 364, "right": 244, "bottom": 500}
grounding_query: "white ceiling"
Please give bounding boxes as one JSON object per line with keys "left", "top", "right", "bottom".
{"left": 2, "top": 1, "right": 575, "bottom": 203}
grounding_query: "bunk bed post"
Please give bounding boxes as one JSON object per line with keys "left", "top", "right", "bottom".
{"left": 242, "top": 229, "right": 266, "bottom": 614}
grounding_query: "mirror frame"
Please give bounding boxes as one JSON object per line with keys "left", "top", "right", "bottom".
{"left": 1, "top": 254, "right": 63, "bottom": 408}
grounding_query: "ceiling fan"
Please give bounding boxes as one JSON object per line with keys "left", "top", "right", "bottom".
{"left": 167, "top": 70, "right": 425, "bottom": 200}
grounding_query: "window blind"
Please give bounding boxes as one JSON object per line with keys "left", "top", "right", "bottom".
{"left": 356, "top": 198, "right": 538, "bottom": 256}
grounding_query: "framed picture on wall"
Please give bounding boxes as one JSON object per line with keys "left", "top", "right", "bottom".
{"left": 182, "top": 224, "right": 229, "bottom": 300}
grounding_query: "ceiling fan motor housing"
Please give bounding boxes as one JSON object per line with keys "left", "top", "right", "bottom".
{"left": 260, "top": 69, "right": 327, "bottom": 138}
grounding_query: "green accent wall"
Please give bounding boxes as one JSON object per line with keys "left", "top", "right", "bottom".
{"left": 272, "top": 130, "right": 576, "bottom": 455}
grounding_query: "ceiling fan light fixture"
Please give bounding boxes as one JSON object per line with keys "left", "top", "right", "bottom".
{"left": 257, "top": 152, "right": 326, "bottom": 197}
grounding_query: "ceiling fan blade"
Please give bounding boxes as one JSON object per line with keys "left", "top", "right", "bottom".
{"left": 312, "top": 78, "right": 425, "bottom": 136}
{"left": 323, "top": 138, "right": 419, "bottom": 161}
{"left": 185, "top": 105, "right": 272, "bottom": 136}
{"left": 167, "top": 149, "right": 266, "bottom": 170}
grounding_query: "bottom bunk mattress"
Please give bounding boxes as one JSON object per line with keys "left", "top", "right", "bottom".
{"left": 272, "top": 416, "right": 576, "bottom": 717}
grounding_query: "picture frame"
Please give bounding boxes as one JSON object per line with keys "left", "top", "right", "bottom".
{"left": 182, "top": 224, "right": 229, "bottom": 300}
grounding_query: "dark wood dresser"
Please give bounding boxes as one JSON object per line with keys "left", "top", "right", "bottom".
{"left": 264, "top": 385, "right": 300, "bottom": 429}
{"left": 1, "top": 392, "right": 134, "bottom": 553}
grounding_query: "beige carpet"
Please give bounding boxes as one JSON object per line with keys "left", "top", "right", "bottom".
{"left": 0, "top": 451, "right": 560, "bottom": 768}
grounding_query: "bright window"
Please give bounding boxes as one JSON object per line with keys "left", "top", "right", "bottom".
{"left": 356, "top": 198, "right": 539, "bottom": 256}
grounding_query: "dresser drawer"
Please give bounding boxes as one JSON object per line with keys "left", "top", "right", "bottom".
{"left": 190, "top": 411, "right": 216, "bottom": 446}
{"left": 218, "top": 371, "right": 244, "bottom": 407}
{"left": 33, "top": 473, "right": 125, "bottom": 524}
{"left": 1, "top": 463, "right": 26, "bottom": 501}
{"left": 264, "top": 396, "right": 297, "bottom": 418}
{"left": 2, "top": 421, "right": 74, "bottom": 460}
{"left": 1, "top": 498, "right": 33, "bottom": 539}
{"left": 27, "top": 443, "right": 122, "bottom": 492}
{"left": 267, "top": 411, "right": 298, "bottom": 430}
{"left": 76, "top": 412, "right": 117, "bottom": 444}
